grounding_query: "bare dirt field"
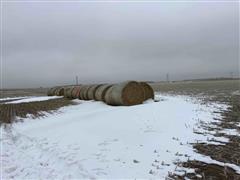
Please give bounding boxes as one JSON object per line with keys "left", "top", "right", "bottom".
{"left": 0, "top": 88, "right": 48, "bottom": 99}
{"left": 0, "top": 98, "right": 76, "bottom": 124}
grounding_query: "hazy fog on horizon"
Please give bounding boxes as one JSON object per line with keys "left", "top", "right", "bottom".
{"left": 1, "top": 1, "right": 239, "bottom": 88}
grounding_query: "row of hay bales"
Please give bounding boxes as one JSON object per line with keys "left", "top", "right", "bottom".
{"left": 47, "top": 81, "right": 154, "bottom": 106}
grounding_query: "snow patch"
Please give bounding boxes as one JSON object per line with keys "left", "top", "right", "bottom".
{"left": 6, "top": 96, "right": 61, "bottom": 104}
{"left": 1, "top": 95, "right": 239, "bottom": 179}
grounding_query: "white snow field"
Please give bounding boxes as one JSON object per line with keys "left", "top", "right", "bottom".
{"left": 1, "top": 94, "right": 239, "bottom": 179}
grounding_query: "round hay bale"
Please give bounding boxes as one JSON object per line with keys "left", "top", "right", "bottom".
{"left": 64, "top": 86, "right": 74, "bottom": 99}
{"left": 47, "top": 87, "right": 58, "bottom": 96}
{"left": 79, "top": 86, "right": 85, "bottom": 100}
{"left": 52, "top": 88, "right": 58, "bottom": 95}
{"left": 95, "top": 84, "right": 113, "bottom": 101}
{"left": 47, "top": 88, "right": 54, "bottom": 96}
{"left": 87, "top": 84, "right": 102, "bottom": 100}
{"left": 104, "top": 81, "right": 144, "bottom": 106}
{"left": 83, "top": 85, "right": 92, "bottom": 100}
{"left": 71, "top": 86, "right": 82, "bottom": 99}
{"left": 139, "top": 82, "right": 154, "bottom": 100}
{"left": 55, "top": 87, "right": 64, "bottom": 96}
{"left": 79, "top": 85, "right": 90, "bottom": 100}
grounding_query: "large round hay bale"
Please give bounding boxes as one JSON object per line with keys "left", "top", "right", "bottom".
{"left": 87, "top": 84, "right": 102, "bottom": 100}
{"left": 95, "top": 84, "right": 113, "bottom": 101}
{"left": 83, "top": 85, "right": 92, "bottom": 100}
{"left": 79, "top": 85, "right": 90, "bottom": 100}
{"left": 139, "top": 82, "right": 154, "bottom": 100}
{"left": 52, "top": 87, "right": 59, "bottom": 95}
{"left": 71, "top": 86, "right": 82, "bottom": 99}
{"left": 64, "top": 87, "right": 74, "bottom": 99}
{"left": 55, "top": 87, "right": 64, "bottom": 96}
{"left": 47, "top": 87, "right": 58, "bottom": 96}
{"left": 104, "top": 81, "right": 144, "bottom": 106}
{"left": 47, "top": 88, "right": 54, "bottom": 96}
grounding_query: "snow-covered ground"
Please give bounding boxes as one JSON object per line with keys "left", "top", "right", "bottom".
{"left": 1, "top": 94, "right": 239, "bottom": 179}
{"left": 0, "top": 97, "right": 27, "bottom": 101}
{"left": 5, "top": 96, "right": 61, "bottom": 104}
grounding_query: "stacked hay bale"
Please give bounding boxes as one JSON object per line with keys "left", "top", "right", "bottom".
{"left": 47, "top": 81, "right": 154, "bottom": 106}
{"left": 104, "top": 81, "right": 144, "bottom": 106}
{"left": 55, "top": 87, "right": 64, "bottom": 96}
{"left": 64, "top": 86, "right": 74, "bottom": 99}
{"left": 95, "top": 84, "right": 113, "bottom": 102}
{"left": 47, "top": 88, "right": 54, "bottom": 96}
{"left": 47, "top": 87, "right": 58, "bottom": 96}
{"left": 87, "top": 84, "right": 102, "bottom": 100}
{"left": 79, "top": 85, "right": 91, "bottom": 100}
{"left": 71, "top": 86, "right": 82, "bottom": 99}
{"left": 139, "top": 82, "right": 154, "bottom": 100}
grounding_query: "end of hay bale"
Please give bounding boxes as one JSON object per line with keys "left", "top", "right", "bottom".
{"left": 139, "top": 82, "right": 154, "bottom": 101}
{"left": 47, "top": 88, "right": 54, "bottom": 96}
{"left": 47, "top": 87, "right": 59, "bottom": 96}
{"left": 55, "top": 87, "right": 64, "bottom": 96}
{"left": 71, "top": 86, "right": 83, "bottom": 99}
{"left": 79, "top": 85, "right": 91, "bottom": 100}
{"left": 94, "top": 84, "right": 113, "bottom": 101}
{"left": 104, "top": 81, "right": 144, "bottom": 106}
{"left": 64, "top": 86, "right": 74, "bottom": 99}
{"left": 87, "top": 84, "right": 103, "bottom": 100}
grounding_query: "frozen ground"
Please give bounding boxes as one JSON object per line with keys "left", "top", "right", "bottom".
{"left": 0, "top": 97, "right": 27, "bottom": 102}
{"left": 4, "top": 96, "right": 61, "bottom": 104}
{"left": 1, "top": 94, "right": 239, "bottom": 179}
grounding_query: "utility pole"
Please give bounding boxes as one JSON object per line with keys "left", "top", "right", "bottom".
{"left": 76, "top": 76, "right": 78, "bottom": 85}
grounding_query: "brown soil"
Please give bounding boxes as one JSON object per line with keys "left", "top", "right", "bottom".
{"left": 170, "top": 95, "right": 240, "bottom": 179}
{"left": 0, "top": 98, "right": 76, "bottom": 124}
{"left": 170, "top": 160, "right": 240, "bottom": 180}
{"left": 0, "top": 88, "right": 48, "bottom": 98}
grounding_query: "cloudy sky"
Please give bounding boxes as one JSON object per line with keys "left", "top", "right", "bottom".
{"left": 2, "top": 1, "right": 239, "bottom": 88}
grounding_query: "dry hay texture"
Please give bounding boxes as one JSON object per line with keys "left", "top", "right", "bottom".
{"left": 139, "top": 82, "right": 154, "bottom": 100}
{"left": 87, "top": 84, "right": 102, "bottom": 100}
{"left": 47, "top": 81, "right": 153, "bottom": 106}
{"left": 52, "top": 87, "right": 59, "bottom": 95}
{"left": 47, "top": 87, "right": 64, "bottom": 96}
{"left": 47, "top": 87, "right": 58, "bottom": 96}
{"left": 0, "top": 98, "right": 75, "bottom": 124}
{"left": 64, "top": 87, "right": 74, "bottom": 99}
{"left": 47, "top": 88, "right": 53, "bottom": 96}
{"left": 55, "top": 87, "right": 64, "bottom": 96}
{"left": 71, "top": 86, "right": 82, "bottom": 99}
{"left": 79, "top": 85, "right": 91, "bottom": 100}
{"left": 104, "top": 81, "right": 144, "bottom": 106}
{"left": 94, "top": 84, "right": 113, "bottom": 101}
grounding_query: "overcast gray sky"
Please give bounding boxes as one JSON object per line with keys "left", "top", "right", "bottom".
{"left": 2, "top": 1, "right": 239, "bottom": 88}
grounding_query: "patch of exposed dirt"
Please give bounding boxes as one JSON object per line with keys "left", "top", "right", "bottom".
{"left": 0, "top": 98, "right": 76, "bottom": 124}
{"left": 169, "top": 95, "right": 240, "bottom": 179}
{"left": 169, "top": 160, "right": 240, "bottom": 180}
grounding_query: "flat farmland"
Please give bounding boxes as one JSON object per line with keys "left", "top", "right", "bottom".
{"left": 0, "top": 88, "right": 48, "bottom": 99}
{"left": 1, "top": 79, "right": 240, "bottom": 179}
